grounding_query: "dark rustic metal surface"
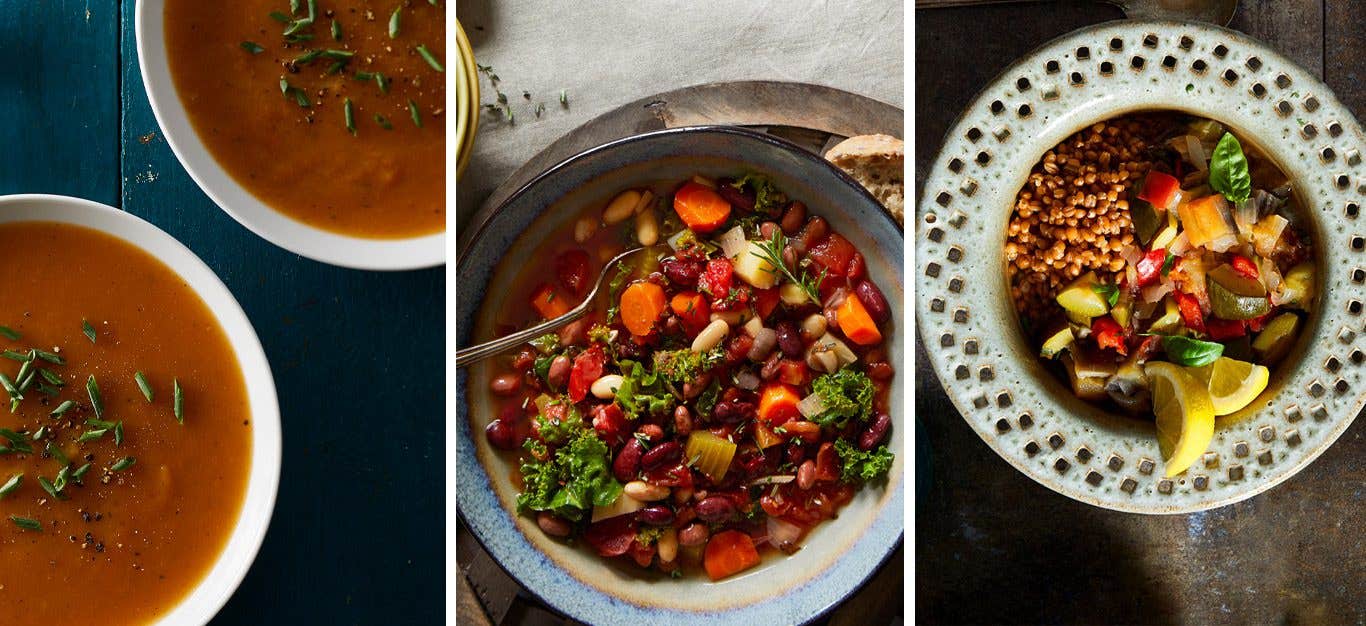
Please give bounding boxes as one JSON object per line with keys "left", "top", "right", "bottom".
{"left": 916, "top": 2, "right": 1366, "bottom": 624}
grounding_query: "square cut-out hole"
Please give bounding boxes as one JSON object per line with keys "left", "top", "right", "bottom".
{"left": 995, "top": 418, "right": 1010, "bottom": 432}
{"left": 948, "top": 158, "right": 964, "bottom": 173}
{"left": 1275, "top": 73, "right": 1292, "bottom": 88}
{"left": 1353, "top": 349, "right": 1365, "bottom": 365}
{"left": 1322, "top": 147, "right": 1337, "bottom": 163}
{"left": 1327, "top": 356, "right": 1342, "bottom": 372}
{"left": 1048, "top": 433, "right": 1064, "bottom": 449}
{"left": 948, "top": 277, "right": 963, "bottom": 293}
{"left": 1025, "top": 441, "right": 1040, "bottom": 456}
{"left": 997, "top": 392, "right": 1012, "bottom": 408}
{"left": 1338, "top": 175, "right": 1351, "bottom": 189}
{"left": 975, "top": 151, "right": 991, "bottom": 165}
{"left": 972, "top": 396, "right": 988, "bottom": 409}
{"left": 1349, "top": 300, "right": 1362, "bottom": 315}
{"left": 926, "top": 262, "right": 941, "bottom": 278}
{"left": 938, "top": 331, "right": 952, "bottom": 346}
{"left": 954, "top": 364, "right": 969, "bottom": 380}
{"left": 1099, "top": 61, "right": 1114, "bottom": 75}
{"left": 1142, "top": 33, "right": 1159, "bottom": 48}
{"left": 1045, "top": 60, "right": 1060, "bottom": 74}
{"left": 966, "top": 127, "right": 982, "bottom": 142}
{"left": 1016, "top": 77, "right": 1031, "bottom": 91}
{"left": 1259, "top": 426, "right": 1275, "bottom": 442}
{"left": 930, "top": 298, "right": 945, "bottom": 313}
{"left": 1076, "top": 447, "right": 1092, "bottom": 463}
{"left": 1054, "top": 458, "right": 1070, "bottom": 473}
{"left": 1070, "top": 71, "right": 1085, "bottom": 85}
{"left": 1085, "top": 471, "right": 1103, "bottom": 486}
{"left": 1178, "top": 35, "right": 1194, "bottom": 50}
{"left": 1246, "top": 56, "right": 1262, "bottom": 71}
{"left": 1348, "top": 151, "right": 1361, "bottom": 167}
{"left": 1329, "top": 122, "right": 1344, "bottom": 137}
{"left": 1352, "top": 268, "right": 1364, "bottom": 283}
{"left": 1233, "top": 442, "right": 1249, "bottom": 457}
{"left": 1138, "top": 458, "right": 1155, "bottom": 475}
{"left": 1193, "top": 476, "right": 1209, "bottom": 490}
{"left": 1076, "top": 46, "right": 1090, "bottom": 60}
{"left": 1251, "top": 82, "right": 1267, "bottom": 98}
{"left": 1222, "top": 68, "right": 1238, "bottom": 83}
{"left": 963, "top": 339, "right": 978, "bottom": 355}
{"left": 952, "top": 308, "right": 968, "bottom": 323}
{"left": 1162, "top": 55, "right": 1177, "bottom": 69}
{"left": 1277, "top": 101, "right": 1293, "bottom": 116}
{"left": 1351, "top": 235, "right": 1363, "bottom": 250}
{"left": 1303, "top": 123, "right": 1318, "bottom": 139}
{"left": 1306, "top": 96, "right": 1320, "bottom": 112}
{"left": 1312, "top": 404, "right": 1328, "bottom": 420}
{"left": 1192, "top": 59, "right": 1208, "bottom": 74}
{"left": 1229, "top": 466, "right": 1244, "bottom": 481}
{"left": 1131, "top": 56, "right": 1146, "bottom": 70}
{"left": 1158, "top": 479, "right": 1173, "bottom": 494}
{"left": 1213, "top": 43, "right": 1229, "bottom": 58}
{"left": 927, "top": 227, "right": 944, "bottom": 243}
{"left": 947, "top": 246, "right": 964, "bottom": 263}
{"left": 1286, "top": 405, "right": 1303, "bottom": 422}
{"left": 1335, "top": 379, "right": 1350, "bottom": 395}
{"left": 992, "top": 128, "right": 1011, "bottom": 143}
{"left": 1258, "top": 450, "right": 1274, "bottom": 465}
{"left": 990, "top": 100, "right": 1005, "bottom": 115}
{"left": 1018, "top": 413, "right": 1033, "bottom": 429}
{"left": 1287, "top": 430, "right": 1302, "bottom": 446}
{"left": 1108, "top": 455, "right": 1124, "bottom": 471}
{"left": 1309, "top": 381, "right": 1325, "bottom": 397}
{"left": 1121, "top": 478, "right": 1138, "bottom": 493}
{"left": 936, "top": 191, "right": 952, "bottom": 207}
{"left": 1110, "top": 37, "right": 1124, "bottom": 51}
{"left": 979, "top": 366, "right": 994, "bottom": 382}
{"left": 949, "top": 212, "right": 966, "bottom": 228}
{"left": 1017, "top": 104, "right": 1033, "bottom": 118}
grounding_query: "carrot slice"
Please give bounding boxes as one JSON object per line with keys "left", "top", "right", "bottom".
{"left": 673, "top": 181, "right": 732, "bottom": 233}
{"left": 837, "top": 295, "right": 882, "bottom": 345}
{"left": 670, "top": 291, "right": 710, "bottom": 334}
{"left": 620, "top": 282, "right": 667, "bottom": 337}
{"left": 752, "top": 421, "right": 784, "bottom": 449}
{"left": 531, "top": 283, "right": 570, "bottom": 320}
{"left": 704, "top": 530, "right": 761, "bottom": 581}
{"left": 754, "top": 287, "right": 780, "bottom": 320}
{"left": 757, "top": 383, "right": 803, "bottom": 426}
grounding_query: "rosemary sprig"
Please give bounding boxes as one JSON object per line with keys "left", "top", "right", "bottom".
{"left": 752, "top": 230, "right": 824, "bottom": 304}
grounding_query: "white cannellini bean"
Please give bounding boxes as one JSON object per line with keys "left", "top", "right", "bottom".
{"left": 691, "top": 175, "right": 717, "bottom": 189}
{"left": 590, "top": 374, "right": 624, "bottom": 399}
{"left": 801, "top": 313, "right": 828, "bottom": 340}
{"left": 574, "top": 216, "right": 598, "bottom": 243}
{"left": 779, "top": 282, "right": 809, "bottom": 306}
{"left": 623, "top": 480, "right": 670, "bottom": 501}
{"left": 631, "top": 190, "right": 655, "bottom": 215}
{"left": 691, "top": 319, "right": 730, "bottom": 352}
{"left": 636, "top": 209, "right": 659, "bottom": 246}
{"left": 709, "top": 309, "right": 749, "bottom": 326}
{"left": 603, "top": 190, "right": 642, "bottom": 224}
{"left": 657, "top": 527, "right": 679, "bottom": 563}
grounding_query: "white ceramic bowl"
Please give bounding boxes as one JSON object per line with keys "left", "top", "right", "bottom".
{"left": 134, "top": 0, "right": 444, "bottom": 270}
{"left": 0, "top": 195, "right": 283, "bottom": 624}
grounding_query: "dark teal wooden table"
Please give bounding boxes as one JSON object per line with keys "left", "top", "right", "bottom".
{"left": 1, "top": 3, "right": 444, "bottom": 623}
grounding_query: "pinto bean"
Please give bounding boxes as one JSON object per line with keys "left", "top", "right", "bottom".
{"left": 860, "top": 412, "right": 892, "bottom": 450}
{"left": 546, "top": 355, "right": 571, "bottom": 390}
{"left": 759, "top": 221, "right": 780, "bottom": 241}
{"left": 673, "top": 405, "right": 694, "bottom": 437}
{"left": 678, "top": 522, "right": 710, "bottom": 547}
{"left": 780, "top": 201, "right": 806, "bottom": 235}
{"left": 792, "top": 216, "right": 828, "bottom": 254}
{"left": 613, "top": 439, "right": 645, "bottom": 482}
{"left": 695, "top": 496, "right": 737, "bottom": 523}
{"left": 537, "top": 512, "right": 572, "bottom": 537}
{"left": 796, "top": 460, "right": 816, "bottom": 490}
{"left": 641, "top": 441, "right": 683, "bottom": 471}
{"left": 855, "top": 280, "right": 892, "bottom": 324}
{"left": 489, "top": 373, "right": 521, "bottom": 396}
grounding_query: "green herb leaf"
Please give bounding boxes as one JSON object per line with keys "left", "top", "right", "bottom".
{"left": 173, "top": 379, "right": 184, "bottom": 424}
{"left": 559, "top": 89, "right": 568, "bottom": 107}
{"left": 82, "top": 319, "right": 96, "bottom": 343}
{"left": 374, "top": 72, "right": 390, "bottom": 94}
{"left": 810, "top": 369, "right": 876, "bottom": 428}
{"left": 1209, "top": 132, "right": 1252, "bottom": 204}
{"left": 330, "top": 19, "right": 341, "bottom": 40}
{"left": 86, "top": 417, "right": 116, "bottom": 429}
{"left": 49, "top": 400, "right": 75, "bottom": 418}
{"left": 77, "top": 429, "right": 107, "bottom": 443}
{"left": 0, "top": 373, "right": 21, "bottom": 402}
{"left": 31, "top": 426, "right": 45, "bottom": 441}
{"left": 240, "top": 41, "right": 265, "bottom": 54}
{"left": 1092, "top": 283, "right": 1121, "bottom": 308}
{"left": 753, "top": 230, "right": 822, "bottom": 304}
{"left": 374, "top": 114, "right": 393, "bottom": 130}
{"left": 388, "top": 7, "right": 401, "bottom": 38}
{"left": 110, "top": 457, "right": 136, "bottom": 472}
{"left": 134, "top": 371, "right": 153, "bottom": 402}
{"left": 0, "top": 473, "right": 20, "bottom": 498}
{"left": 0, "top": 326, "right": 19, "bottom": 341}
{"left": 10, "top": 515, "right": 40, "bottom": 531}
{"left": 1, "top": 350, "right": 26, "bottom": 362}
{"left": 33, "top": 349, "right": 63, "bottom": 365}
{"left": 1161, "top": 335, "right": 1225, "bottom": 367}
{"left": 290, "top": 0, "right": 301, "bottom": 13}
{"left": 86, "top": 375, "right": 103, "bottom": 419}
{"left": 114, "top": 421, "right": 124, "bottom": 446}
{"left": 408, "top": 100, "right": 422, "bottom": 127}
{"left": 1161, "top": 249, "right": 1177, "bottom": 277}
{"left": 415, "top": 44, "right": 443, "bottom": 72}
{"left": 46, "top": 442, "right": 68, "bottom": 467}
{"left": 834, "top": 439, "right": 894, "bottom": 484}
{"left": 344, "top": 98, "right": 356, "bottom": 135}
{"left": 71, "top": 463, "right": 91, "bottom": 483}
{"left": 37, "top": 475, "right": 66, "bottom": 500}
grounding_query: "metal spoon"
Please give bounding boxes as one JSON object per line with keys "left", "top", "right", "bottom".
{"left": 454, "top": 247, "right": 649, "bottom": 368}
{"left": 915, "top": 0, "right": 1239, "bottom": 26}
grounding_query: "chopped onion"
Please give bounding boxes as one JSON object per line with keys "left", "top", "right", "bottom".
{"left": 591, "top": 494, "right": 646, "bottom": 523}
{"left": 1141, "top": 280, "right": 1174, "bottom": 304}
{"left": 1119, "top": 244, "right": 1142, "bottom": 267}
{"left": 1233, "top": 198, "right": 1260, "bottom": 234}
{"left": 717, "top": 225, "right": 747, "bottom": 260}
{"left": 1169, "top": 232, "right": 1192, "bottom": 257}
{"left": 666, "top": 229, "right": 690, "bottom": 251}
{"left": 766, "top": 516, "right": 805, "bottom": 548}
{"left": 797, "top": 393, "right": 827, "bottom": 419}
{"left": 1185, "top": 135, "right": 1209, "bottom": 171}
{"left": 1207, "top": 233, "right": 1239, "bottom": 253}
{"left": 749, "top": 475, "right": 795, "bottom": 486}
{"left": 1135, "top": 300, "right": 1159, "bottom": 320}
{"left": 1260, "top": 258, "right": 1283, "bottom": 292}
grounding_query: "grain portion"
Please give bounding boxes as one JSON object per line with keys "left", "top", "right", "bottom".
{"left": 1006, "top": 117, "right": 1166, "bottom": 322}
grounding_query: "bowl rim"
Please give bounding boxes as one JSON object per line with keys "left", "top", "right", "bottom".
{"left": 134, "top": 0, "right": 445, "bottom": 271}
{"left": 0, "top": 194, "right": 282, "bottom": 625}
{"left": 915, "top": 18, "right": 1366, "bottom": 514}
{"left": 456, "top": 124, "right": 903, "bottom": 623}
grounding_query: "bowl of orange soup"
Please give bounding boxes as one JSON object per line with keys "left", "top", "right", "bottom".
{"left": 0, "top": 195, "right": 281, "bottom": 625}
{"left": 135, "top": 0, "right": 446, "bottom": 270}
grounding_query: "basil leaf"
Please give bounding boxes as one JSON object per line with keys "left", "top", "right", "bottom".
{"left": 1161, "top": 335, "right": 1224, "bottom": 367}
{"left": 1209, "top": 132, "right": 1252, "bottom": 204}
{"left": 1160, "top": 249, "right": 1177, "bottom": 277}
{"left": 1092, "top": 283, "right": 1120, "bottom": 308}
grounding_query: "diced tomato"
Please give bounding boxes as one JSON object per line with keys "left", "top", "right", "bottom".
{"left": 704, "top": 530, "right": 761, "bottom": 581}
{"left": 710, "top": 284, "right": 751, "bottom": 312}
{"left": 1248, "top": 310, "right": 1276, "bottom": 333}
{"left": 1175, "top": 291, "right": 1206, "bottom": 333}
{"left": 698, "top": 258, "right": 734, "bottom": 301}
{"left": 1137, "top": 170, "right": 1182, "bottom": 210}
{"left": 807, "top": 233, "right": 858, "bottom": 278}
{"left": 555, "top": 249, "right": 592, "bottom": 296}
{"left": 1091, "top": 316, "right": 1128, "bottom": 356}
{"left": 642, "top": 462, "right": 694, "bottom": 489}
{"left": 1206, "top": 317, "right": 1246, "bottom": 341}
{"left": 1231, "top": 255, "right": 1259, "bottom": 280}
{"left": 777, "top": 359, "right": 811, "bottom": 387}
{"left": 567, "top": 345, "right": 606, "bottom": 402}
{"left": 590, "top": 402, "right": 628, "bottom": 445}
{"left": 814, "top": 442, "right": 840, "bottom": 483}
{"left": 1135, "top": 248, "right": 1167, "bottom": 287}
{"left": 754, "top": 287, "right": 781, "bottom": 320}
{"left": 585, "top": 514, "right": 636, "bottom": 557}
{"left": 670, "top": 291, "right": 710, "bottom": 334}
{"left": 531, "top": 283, "right": 570, "bottom": 320}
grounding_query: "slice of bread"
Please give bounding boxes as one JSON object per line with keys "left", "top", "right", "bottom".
{"left": 824, "top": 134, "right": 904, "bottom": 225}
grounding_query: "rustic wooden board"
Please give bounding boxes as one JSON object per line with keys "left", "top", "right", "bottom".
{"left": 916, "top": 3, "right": 1366, "bottom": 625}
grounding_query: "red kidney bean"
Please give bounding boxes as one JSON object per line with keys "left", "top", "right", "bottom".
{"left": 715, "top": 181, "right": 756, "bottom": 211}
{"left": 637, "top": 505, "right": 675, "bottom": 526}
{"left": 546, "top": 355, "right": 571, "bottom": 390}
{"left": 613, "top": 439, "right": 645, "bottom": 482}
{"left": 683, "top": 373, "right": 712, "bottom": 399}
{"left": 859, "top": 412, "right": 892, "bottom": 450}
{"left": 848, "top": 252, "right": 866, "bottom": 281}
{"left": 759, "top": 221, "right": 780, "bottom": 242}
{"left": 866, "top": 361, "right": 895, "bottom": 382}
{"left": 661, "top": 257, "right": 704, "bottom": 287}
{"left": 774, "top": 321, "right": 803, "bottom": 358}
{"left": 695, "top": 496, "right": 737, "bottom": 523}
{"left": 725, "top": 333, "right": 754, "bottom": 364}
{"left": 792, "top": 216, "right": 828, "bottom": 254}
{"left": 673, "top": 406, "right": 693, "bottom": 437}
{"left": 760, "top": 352, "right": 782, "bottom": 380}
{"left": 489, "top": 373, "right": 521, "bottom": 396}
{"left": 785, "top": 441, "right": 807, "bottom": 465}
{"left": 641, "top": 441, "right": 683, "bottom": 471}
{"left": 637, "top": 424, "right": 664, "bottom": 442}
{"left": 855, "top": 280, "right": 891, "bottom": 324}
{"left": 537, "top": 512, "right": 572, "bottom": 537}
{"left": 512, "top": 349, "right": 536, "bottom": 370}
{"left": 485, "top": 419, "right": 517, "bottom": 451}
{"left": 559, "top": 319, "right": 588, "bottom": 346}
{"left": 780, "top": 201, "right": 806, "bottom": 235}
{"left": 796, "top": 460, "right": 816, "bottom": 490}
{"left": 677, "top": 522, "right": 710, "bottom": 547}
{"left": 782, "top": 245, "right": 799, "bottom": 274}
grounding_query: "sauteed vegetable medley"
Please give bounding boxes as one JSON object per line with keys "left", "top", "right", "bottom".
{"left": 1009, "top": 114, "right": 1314, "bottom": 477}
{"left": 484, "top": 173, "right": 895, "bottom": 579}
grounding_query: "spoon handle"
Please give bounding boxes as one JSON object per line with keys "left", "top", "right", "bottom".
{"left": 454, "top": 305, "right": 589, "bottom": 368}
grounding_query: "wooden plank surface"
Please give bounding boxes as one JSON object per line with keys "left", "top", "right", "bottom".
{"left": 915, "top": 3, "right": 1365, "bottom": 624}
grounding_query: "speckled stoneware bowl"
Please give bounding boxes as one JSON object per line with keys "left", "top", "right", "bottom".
{"left": 917, "top": 20, "right": 1366, "bottom": 514}
{"left": 458, "top": 126, "right": 903, "bottom": 624}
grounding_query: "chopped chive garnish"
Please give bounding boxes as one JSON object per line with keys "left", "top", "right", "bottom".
{"left": 33, "top": 350, "right": 63, "bottom": 365}
{"left": 15, "top": 359, "right": 31, "bottom": 386}
{"left": 38, "top": 368, "right": 62, "bottom": 386}
{"left": 307, "top": 0, "right": 317, "bottom": 19}
{"left": 135, "top": 372, "right": 153, "bottom": 402}
{"left": 82, "top": 319, "right": 96, "bottom": 343}
{"left": 0, "top": 474, "right": 20, "bottom": 498}
{"left": 415, "top": 44, "right": 443, "bottom": 72}
{"left": 173, "top": 379, "right": 184, "bottom": 424}
{"left": 37, "top": 476, "right": 65, "bottom": 500}
{"left": 114, "top": 422, "right": 124, "bottom": 446}
{"left": 331, "top": 19, "right": 341, "bottom": 41}
{"left": 374, "top": 114, "right": 393, "bottom": 130}
{"left": 389, "top": 7, "right": 401, "bottom": 38}
{"left": 0, "top": 326, "right": 19, "bottom": 341}
{"left": 86, "top": 418, "right": 116, "bottom": 429}
{"left": 35, "top": 382, "right": 58, "bottom": 397}
{"left": 77, "top": 429, "right": 107, "bottom": 443}
{"left": 46, "top": 442, "right": 67, "bottom": 466}
{"left": 16, "top": 371, "right": 33, "bottom": 393}
{"left": 320, "top": 49, "right": 353, "bottom": 60}
{"left": 344, "top": 99, "right": 356, "bottom": 135}
{"left": 374, "top": 72, "right": 390, "bottom": 94}
{"left": 85, "top": 375, "right": 103, "bottom": 419}
{"left": 408, "top": 100, "right": 422, "bottom": 127}
{"left": 10, "top": 515, "right": 40, "bottom": 531}
{"left": 110, "top": 457, "right": 136, "bottom": 472}
{"left": 2, "top": 350, "right": 27, "bottom": 362}
{"left": 53, "top": 466, "right": 68, "bottom": 491}
{"left": 294, "top": 49, "right": 323, "bottom": 65}
{"left": 283, "top": 18, "right": 314, "bottom": 37}
{"left": 240, "top": 41, "right": 265, "bottom": 54}
{"left": 0, "top": 373, "right": 22, "bottom": 402}
{"left": 71, "top": 463, "right": 90, "bottom": 483}
{"left": 325, "top": 61, "right": 347, "bottom": 76}
{"left": 269, "top": 11, "right": 290, "bottom": 23}
{"left": 31, "top": 426, "right": 45, "bottom": 441}
{"left": 279, "top": 79, "right": 311, "bottom": 108}
{"left": 49, "top": 400, "right": 75, "bottom": 418}
{"left": 353, "top": 71, "right": 375, "bottom": 81}
{"left": 290, "top": 0, "right": 301, "bottom": 12}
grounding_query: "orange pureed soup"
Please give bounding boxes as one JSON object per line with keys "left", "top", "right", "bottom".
{"left": 0, "top": 223, "right": 251, "bottom": 625}
{"left": 164, "top": 1, "right": 446, "bottom": 239}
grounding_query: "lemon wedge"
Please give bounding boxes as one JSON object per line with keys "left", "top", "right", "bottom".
{"left": 1145, "top": 361, "right": 1216, "bottom": 477}
{"left": 1189, "top": 357, "right": 1270, "bottom": 416}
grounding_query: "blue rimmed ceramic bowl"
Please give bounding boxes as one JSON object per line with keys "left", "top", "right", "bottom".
{"left": 456, "top": 126, "right": 903, "bottom": 625}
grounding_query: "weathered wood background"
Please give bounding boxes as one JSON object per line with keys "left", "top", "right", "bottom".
{"left": 0, "top": 2, "right": 444, "bottom": 623}
{"left": 916, "top": 2, "right": 1366, "bottom": 624}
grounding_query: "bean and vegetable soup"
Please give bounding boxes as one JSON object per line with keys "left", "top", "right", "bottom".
{"left": 1008, "top": 113, "right": 1314, "bottom": 477}
{"left": 482, "top": 174, "right": 896, "bottom": 580}
{"left": 164, "top": 0, "right": 445, "bottom": 239}
{"left": 0, "top": 223, "right": 251, "bottom": 625}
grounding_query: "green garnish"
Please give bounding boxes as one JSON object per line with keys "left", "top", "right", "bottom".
{"left": 10, "top": 516, "right": 40, "bottom": 531}
{"left": 753, "top": 230, "right": 824, "bottom": 304}
{"left": 33, "top": 349, "right": 63, "bottom": 365}
{"left": 86, "top": 375, "right": 103, "bottom": 418}
{"left": 114, "top": 421, "right": 124, "bottom": 446}
{"left": 353, "top": 71, "right": 375, "bottom": 81}
{"left": 240, "top": 41, "right": 265, "bottom": 55}
{"left": 1, "top": 350, "right": 27, "bottom": 362}
{"left": 330, "top": 19, "right": 341, "bottom": 41}
{"left": 374, "top": 114, "right": 393, "bottom": 130}
{"left": 0, "top": 326, "right": 19, "bottom": 341}
{"left": 834, "top": 439, "right": 895, "bottom": 484}
{"left": 559, "top": 89, "right": 568, "bottom": 107}
{"left": 1209, "top": 132, "right": 1252, "bottom": 204}
{"left": 86, "top": 418, "right": 115, "bottom": 429}
{"left": 31, "top": 426, "right": 45, "bottom": 441}
{"left": 0, "top": 429, "right": 28, "bottom": 453}
{"left": 49, "top": 400, "right": 75, "bottom": 418}
{"left": 1160, "top": 335, "right": 1225, "bottom": 367}
{"left": 37, "top": 475, "right": 65, "bottom": 500}
{"left": 809, "top": 369, "right": 876, "bottom": 428}
{"left": 294, "top": 49, "right": 323, "bottom": 65}
{"left": 1161, "top": 249, "right": 1177, "bottom": 277}
{"left": 0, "top": 474, "right": 21, "bottom": 498}
{"left": 0, "top": 372, "right": 22, "bottom": 402}
{"left": 375, "top": 72, "right": 390, "bottom": 94}
{"left": 408, "top": 100, "right": 422, "bottom": 127}
{"left": 279, "top": 79, "right": 311, "bottom": 108}
{"left": 77, "top": 429, "right": 107, "bottom": 443}
{"left": 388, "top": 7, "right": 401, "bottom": 38}
{"left": 416, "top": 44, "right": 443, "bottom": 72}
{"left": 344, "top": 98, "right": 356, "bottom": 135}
{"left": 71, "top": 463, "right": 91, "bottom": 483}
{"left": 110, "top": 457, "right": 136, "bottom": 472}
{"left": 515, "top": 431, "right": 621, "bottom": 522}
{"left": 82, "top": 319, "right": 96, "bottom": 343}
{"left": 46, "top": 442, "right": 67, "bottom": 467}
{"left": 135, "top": 371, "right": 153, "bottom": 402}
{"left": 1091, "top": 282, "right": 1121, "bottom": 307}
{"left": 173, "top": 379, "right": 184, "bottom": 424}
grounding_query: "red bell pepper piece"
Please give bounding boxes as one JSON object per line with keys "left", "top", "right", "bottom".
{"left": 1175, "top": 292, "right": 1206, "bottom": 334}
{"left": 1138, "top": 171, "right": 1182, "bottom": 210}
{"left": 1135, "top": 248, "right": 1167, "bottom": 287}
{"left": 1231, "top": 255, "right": 1259, "bottom": 280}
{"left": 1206, "top": 317, "right": 1247, "bottom": 341}
{"left": 1091, "top": 316, "right": 1128, "bottom": 356}
{"left": 1247, "top": 310, "right": 1276, "bottom": 333}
